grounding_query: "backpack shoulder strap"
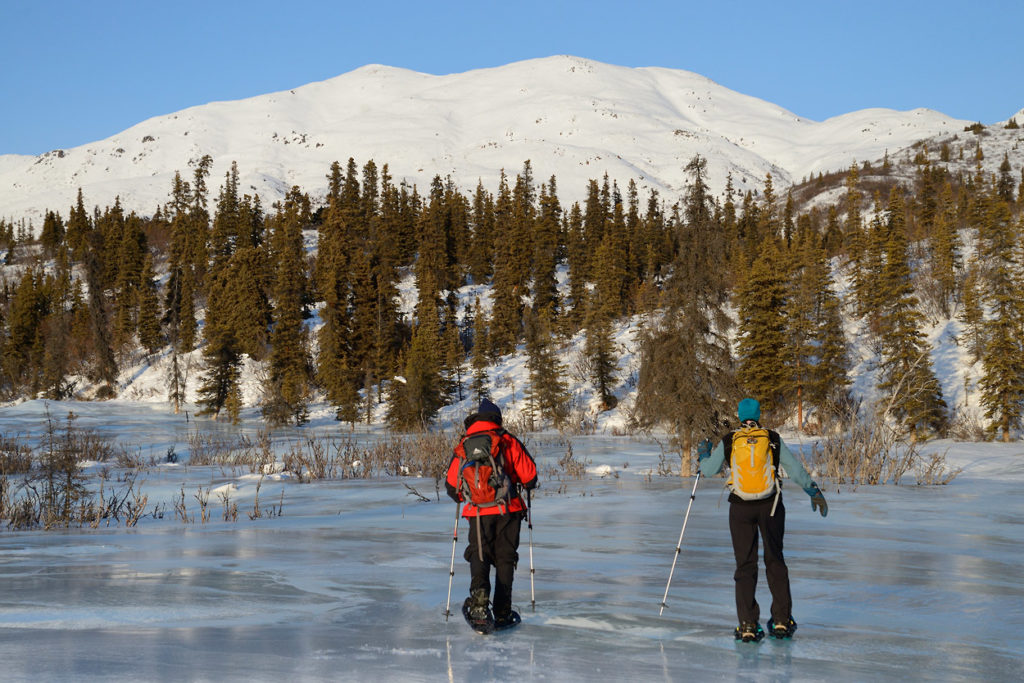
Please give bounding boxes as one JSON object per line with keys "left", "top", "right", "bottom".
{"left": 767, "top": 430, "right": 781, "bottom": 471}
{"left": 723, "top": 431, "right": 736, "bottom": 459}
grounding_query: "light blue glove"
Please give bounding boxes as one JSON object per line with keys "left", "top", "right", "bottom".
{"left": 804, "top": 482, "right": 828, "bottom": 517}
{"left": 696, "top": 438, "right": 712, "bottom": 463}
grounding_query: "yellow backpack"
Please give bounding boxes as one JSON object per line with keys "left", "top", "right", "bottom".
{"left": 726, "top": 427, "right": 781, "bottom": 501}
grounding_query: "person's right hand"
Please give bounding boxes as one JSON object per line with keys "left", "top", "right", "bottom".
{"left": 696, "top": 438, "right": 712, "bottom": 463}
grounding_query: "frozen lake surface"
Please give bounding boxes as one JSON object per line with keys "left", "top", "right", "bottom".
{"left": 1, "top": 401, "right": 1022, "bottom": 681}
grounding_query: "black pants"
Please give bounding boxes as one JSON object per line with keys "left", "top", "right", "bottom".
{"left": 464, "top": 512, "right": 522, "bottom": 616}
{"left": 729, "top": 496, "right": 791, "bottom": 625}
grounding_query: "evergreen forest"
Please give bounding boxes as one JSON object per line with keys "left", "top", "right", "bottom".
{"left": 2, "top": 121, "right": 1024, "bottom": 450}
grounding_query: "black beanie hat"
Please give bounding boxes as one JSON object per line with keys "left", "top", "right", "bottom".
{"left": 477, "top": 398, "right": 502, "bottom": 425}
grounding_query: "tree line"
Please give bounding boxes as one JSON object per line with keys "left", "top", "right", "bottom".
{"left": 1, "top": 133, "right": 1022, "bottom": 445}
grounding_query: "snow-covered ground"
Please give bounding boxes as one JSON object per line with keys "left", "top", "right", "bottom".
{"left": 1, "top": 400, "right": 1021, "bottom": 682}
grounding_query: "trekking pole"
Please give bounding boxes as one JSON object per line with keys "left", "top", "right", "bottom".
{"left": 526, "top": 489, "right": 536, "bottom": 611}
{"left": 659, "top": 471, "right": 701, "bottom": 615}
{"left": 444, "top": 502, "right": 461, "bottom": 621}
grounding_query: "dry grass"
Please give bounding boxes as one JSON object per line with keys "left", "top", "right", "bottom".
{"left": 811, "top": 399, "right": 961, "bottom": 487}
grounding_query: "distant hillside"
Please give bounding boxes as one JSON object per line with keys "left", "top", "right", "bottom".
{"left": 0, "top": 55, "right": 991, "bottom": 228}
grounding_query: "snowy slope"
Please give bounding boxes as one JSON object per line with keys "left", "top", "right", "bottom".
{"left": 0, "top": 55, "right": 977, "bottom": 226}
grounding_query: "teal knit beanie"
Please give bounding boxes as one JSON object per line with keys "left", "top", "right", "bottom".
{"left": 737, "top": 398, "right": 761, "bottom": 423}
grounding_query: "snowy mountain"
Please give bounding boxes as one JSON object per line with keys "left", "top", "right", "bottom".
{"left": 0, "top": 55, "right": 984, "bottom": 227}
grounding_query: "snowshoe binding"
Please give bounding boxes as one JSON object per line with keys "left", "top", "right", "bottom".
{"left": 734, "top": 622, "right": 765, "bottom": 643}
{"left": 462, "top": 590, "right": 494, "bottom": 635}
{"left": 767, "top": 617, "right": 797, "bottom": 640}
{"left": 493, "top": 609, "right": 521, "bottom": 632}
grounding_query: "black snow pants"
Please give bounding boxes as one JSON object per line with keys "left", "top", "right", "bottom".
{"left": 729, "top": 495, "right": 792, "bottom": 626}
{"left": 464, "top": 511, "right": 523, "bottom": 617}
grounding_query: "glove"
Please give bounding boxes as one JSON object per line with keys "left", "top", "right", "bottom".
{"left": 696, "top": 439, "right": 713, "bottom": 463}
{"left": 445, "top": 481, "right": 462, "bottom": 503}
{"left": 805, "top": 483, "right": 828, "bottom": 517}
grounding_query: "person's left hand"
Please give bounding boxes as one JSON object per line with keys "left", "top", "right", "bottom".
{"left": 806, "top": 483, "right": 828, "bottom": 517}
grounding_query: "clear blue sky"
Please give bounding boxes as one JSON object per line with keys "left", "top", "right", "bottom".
{"left": 2, "top": 0, "right": 1021, "bottom": 156}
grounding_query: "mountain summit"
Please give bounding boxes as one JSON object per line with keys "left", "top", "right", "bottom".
{"left": 1, "top": 55, "right": 973, "bottom": 224}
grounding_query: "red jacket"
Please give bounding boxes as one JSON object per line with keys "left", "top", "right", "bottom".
{"left": 445, "top": 420, "right": 537, "bottom": 517}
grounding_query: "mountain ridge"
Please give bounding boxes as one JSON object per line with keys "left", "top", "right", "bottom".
{"left": 0, "top": 55, "right": 988, "bottom": 226}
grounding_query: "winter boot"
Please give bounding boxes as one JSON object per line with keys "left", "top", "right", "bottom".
{"left": 767, "top": 617, "right": 797, "bottom": 639}
{"left": 734, "top": 622, "right": 764, "bottom": 643}
{"left": 463, "top": 589, "right": 491, "bottom": 621}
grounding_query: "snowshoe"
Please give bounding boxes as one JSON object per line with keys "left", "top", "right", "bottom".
{"left": 733, "top": 622, "right": 764, "bottom": 643}
{"left": 493, "top": 609, "right": 521, "bottom": 631}
{"left": 462, "top": 591, "right": 494, "bottom": 635}
{"left": 767, "top": 617, "right": 797, "bottom": 639}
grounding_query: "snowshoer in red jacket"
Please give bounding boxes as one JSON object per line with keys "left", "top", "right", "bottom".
{"left": 446, "top": 398, "right": 538, "bottom": 629}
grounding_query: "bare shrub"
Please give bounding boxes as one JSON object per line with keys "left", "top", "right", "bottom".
{"left": 948, "top": 405, "right": 987, "bottom": 442}
{"left": 0, "top": 434, "right": 32, "bottom": 474}
{"left": 194, "top": 487, "right": 211, "bottom": 524}
{"left": 556, "top": 443, "right": 586, "bottom": 479}
{"left": 812, "top": 398, "right": 960, "bottom": 487}
{"left": 184, "top": 430, "right": 278, "bottom": 473}
{"left": 558, "top": 397, "right": 599, "bottom": 436}
{"left": 915, "top": 450, "right": 963, "bottom": 485}
{"left": 501, "top": 409, "right": 536, "bottom": 437}
{"left": 185, "top": 431, "right": 243, "bottom": 466}
{"left": 174, "top": 485, "right": 191, "bottom": 524}
{"left": 219, "top": 489, "right": 238, "bottom": 522}
{"left": 245, "top": 477, "right": 284, "bottom": 519}
{"left": 401, "top": 431, "right": 454, "bottom": 499}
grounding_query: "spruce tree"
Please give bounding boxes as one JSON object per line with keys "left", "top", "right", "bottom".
{"left": 226, "top": 245, "right": 271, "bottom": 359}
{"left": 977, "top": 197, "right": 1024, "bottom": 441}
{"left": 996, "top": 153, "right": 1015, "bottom": 204}
{"left": 489, "top": 236, "right": 522, "bottom": 358}
{"left": 508, "top": 161, "right": 537, "bottom": 294}
{"left": 531, "top": 177, "right": 561, "bottom": 317}
{"left": 735, "top": 236, "right": 789, "bottom": 414}
{"left": 925, "top": 182, "right": 962, "bottom": 318}
{"left": 83, "top": 220, "right": 117, "bottom": 391}
{"left": 40, "top": 210, "right": 65, "bottom": 257}
{"left": 523, "top": 305, "right": 569, "bottom": 428}
{"left": 467, "top": 181, "right": 495, "bottom": 284}
{"left": 387, "top": 297, "right": 445, "bottom": 430}
{"left": 785, "top": 237, "right": 850, "bottom": 423}
{"left": 41, "top": 254, "right": 74, "bottom": 399}
{"left": 2, "top": 270, "right": 47, "bottom": 395}
{"left": 136, "top": 253, "right": 162, "bottom": 353}
{"left": 112, "top": 212, "right": 148, "bottom": 348}
{"left": 316, "top": 161, "right": 359, "bottom": 422}
{"left": 196, "top": 274, "right": 242, "bottom": 420}
{"left": 958, "top": 260, "right": 985, "bottom": 364}
{"left": 635, "top": 155, "right": 738, "bottom": 466}
{"left": 350, "top": 243, "right": 382, "bottom": 419}
{"left": 65, "top": 189, "right": 91, "bottom": 262}
{"left": 876, "top": 189, "right": 947, "bottom": 437}
{"left": 197, "top": 163, "right": 256, "bottom": 419}
{"left": 469, "top": 297, "right": 490, "bottom": 402}
{"left": 442, "top": 306, "right": 466, "bottom": 403}
{"left": 822, "top": 205, "right": 843, "bottom": 257}
{"left": 583, "top": 292, "right": 618, "bottom": 411}
{"left": 564, "top": 201, "right": 587, "bottom": 330}
{"left": 262, "top": 189, "right": 313, "bottom": 426}
{"left": 417, "top": 176, "right": 455, "bottom": 295}
{"left": 163, "top": 171, "right": 197, "bottom": 362}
